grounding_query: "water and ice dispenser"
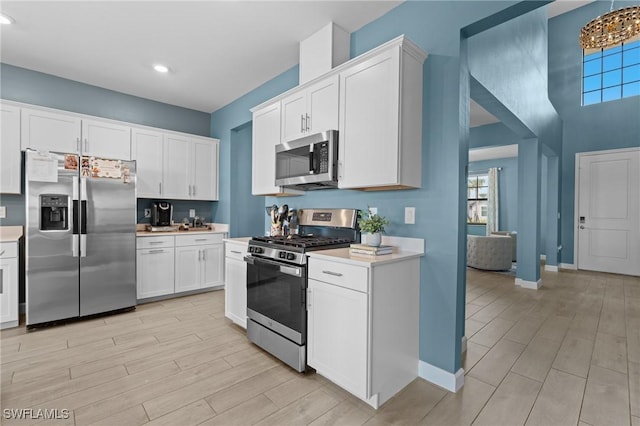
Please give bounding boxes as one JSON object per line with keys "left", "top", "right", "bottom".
{"left": 40, "top": 195, "right": 69, "bottom": 231}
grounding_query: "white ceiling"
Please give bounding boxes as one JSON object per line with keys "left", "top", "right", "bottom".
{"left": 0, "top": 1, "right": 401, "bottom": 113}
{"left": 0, "top": 0, "right": 593, "bottom": 119}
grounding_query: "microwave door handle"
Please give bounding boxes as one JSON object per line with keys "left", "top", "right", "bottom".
{"left": 309, "top": 150, "right": 315, "bottom": 174}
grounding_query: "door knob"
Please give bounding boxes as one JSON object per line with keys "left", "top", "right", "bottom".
{"left": 579, "top": 225, "right": 585, "bottom": 229}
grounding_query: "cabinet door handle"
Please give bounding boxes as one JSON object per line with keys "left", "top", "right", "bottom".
{"left": 188, "top": 185, "right": 192, "bottom": 196}
{"left": 306, "top": 114, "right": 310, "bottom": 132}
{"left": 149, "top": 249, "right": 164, "bottom": 254}
{"left": 0, "top": 250, "right": 5, "bottom": 256}
{"left": 230, "top": 250, "right": 241, "bottom": 254}
{"left": 193, "top": 185, "right": 196, "bottom": 196}
{"left": 322, "top": 270, "right": 343, "bottom": 277}
{"left": 307, "top": 288, "right": 312, "bottom": 310}
{"left": 198, "top": 250, "right": 202, "bottom": 261}
{"left": 149, "top": 241, "right": 164, "bottom": 245}
{"left": 301, "top": 114, "right": 305, "bottom": 133}
{"left": 84, "top": 138, "right": 88, "bottom": 153}
{"left": 195, "top": 239, "right": 207, "bottom": 242}
{"left": 76, "top": 137, "right": 81, "bottom": 152}
{"left": 159, "top": 182, "right": 162, "bottom": 195}
{"left": 202, "top": 250, "right": 206, "bottom": 261}
{"left": 0, "top": 269, "right": 3, "bottom": 294}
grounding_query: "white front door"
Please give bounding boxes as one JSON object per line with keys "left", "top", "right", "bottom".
{"left": 577, "top": 148, "right": 640, "bottom": 276}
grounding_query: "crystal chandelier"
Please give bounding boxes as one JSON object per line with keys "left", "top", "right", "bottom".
{"left": 579, "top": 1, "right": 640, "bottom": 49}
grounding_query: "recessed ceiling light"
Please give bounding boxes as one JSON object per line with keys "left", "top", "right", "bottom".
{"left": 153, "top": 64, "right": 169, "bottom": 73}
{"left": 0, "top": 13, "right": 15, "bottom": 25}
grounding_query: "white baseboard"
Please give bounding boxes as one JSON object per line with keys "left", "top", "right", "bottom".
{"left": 418, "top": 361, "right": 464, "bottom": 392}
{"left": 461, "top": 336, "right": 467, "bottom": 354}
{"left": 560, "top": 263, "right": 577, "bottom": 270}
{"left": 544, "top": 264, "right": 558, "bottom": 272}
{"left": 515, "top": 278, "right": 542, "bottom": 289}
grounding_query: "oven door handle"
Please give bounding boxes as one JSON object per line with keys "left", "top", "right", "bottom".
{"left": 245, "top": 255, "right": 303, "bottom": 277}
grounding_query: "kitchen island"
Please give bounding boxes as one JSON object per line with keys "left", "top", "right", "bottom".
{"left": 306, "top": 237, "right": 424, "bottom": 409}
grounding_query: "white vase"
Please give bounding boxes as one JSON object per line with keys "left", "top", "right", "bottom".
{"left": 367, "top": 232, "right": 382, "bottom": 247}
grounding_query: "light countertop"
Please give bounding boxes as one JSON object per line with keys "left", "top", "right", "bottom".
{"left": 0, "top": 226, "right": 23, "bottom": 242}
{"left": 136, "top": 223, "right": 229, "bottom": 237}
{"left": 307, "top": 247, "right": 423, "bottom": 267}
{"left": 223, "top": 237, "right": 252, "bottom": 244}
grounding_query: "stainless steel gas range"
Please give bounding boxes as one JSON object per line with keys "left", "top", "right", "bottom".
{"left": 244, "top": 208, "right": 359, "bottom": 372}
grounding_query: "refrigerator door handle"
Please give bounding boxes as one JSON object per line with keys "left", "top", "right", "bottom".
{"left": 80, "top": 234, "right": 87, "bottom": 258}
{"left": 80, "top": 176, "right": 88, "bottom": 257}
{"left": 72, "top": 235, "right": 79, "bottom": 257}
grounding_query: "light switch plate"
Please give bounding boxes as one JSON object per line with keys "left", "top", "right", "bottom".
{"left": 369, "top": 207, "right": 378, "bottom": 215}
{"left": 405, "top": 207, "right": 415, "bottom": 224}
{"left": 144, "top": 208, "right": 151, "bottom": 218}
{"left": 189, "top": 209, "right": 196, "bottom": 217}
{"left": 0, "top": 206, "right": 6, "bottom": 219}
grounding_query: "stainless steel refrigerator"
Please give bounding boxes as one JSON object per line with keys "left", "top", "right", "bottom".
{"left": 25, "top": 150, "right": 136, "bottom": 327}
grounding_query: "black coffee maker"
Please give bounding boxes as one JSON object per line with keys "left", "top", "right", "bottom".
{"left": 152, "top": 202, "right": 173, "bottom": 226}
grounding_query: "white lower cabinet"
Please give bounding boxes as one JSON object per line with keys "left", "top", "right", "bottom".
{"left": 0, "top": 242, "right": 19, "bottom": 329}
{"left": 136, "top": 237, "right": 175, "bottom": 299}
{"left": 307, "top": 254, "right": 420, "bottom": 409}
{"left": 307, "top": 276, "right": 368, "bottom": 400}
{"left": 224, "top": 240, "right": 248, "bottom": 328}
{"left": 136, "top": 233, "right": 225, "bottom": 301}
{"left": 175, "top": 234, "right": 224, "bottom": 292}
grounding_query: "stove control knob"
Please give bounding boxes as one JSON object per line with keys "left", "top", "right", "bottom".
{"left": 254, "top": 247, "right": 263, "bottom": 254}
{"left": 279, "top": 251, "right": 286, "bottom": 259}
{"left": 286, "top": 253, "right": 295, "bottom": 261}
{"left": 248, "top": 246, "right": 254, "bottom": 253}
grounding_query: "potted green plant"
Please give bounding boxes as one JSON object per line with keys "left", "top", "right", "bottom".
{"left": 358, "top": 208, "right": 389, "bottom": 247}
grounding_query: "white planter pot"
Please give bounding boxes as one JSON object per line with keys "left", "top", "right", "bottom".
{"left": 367, "top": 232, "right": 382, "bottom": 247}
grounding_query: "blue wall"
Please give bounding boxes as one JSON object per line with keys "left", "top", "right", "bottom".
{"left": 1, "top": 64, "right": 211, "bottom": 136}
{"left": 548, "top": 1, "right": 640, "bottom": 264}
{"left": 210, "top": 66, "right": 299, "bottom": 232}
{"left": 468, "top": 157, "right": 519, "bottom": 233}
{"left": 229, "top": 123, "right": 265, "bottom": 238}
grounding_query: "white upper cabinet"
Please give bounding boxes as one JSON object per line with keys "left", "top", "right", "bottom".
{"left": 21, "top": 107, "right": 132, "bottom": 159}
{"left": 192, "top": 137, "right": 218, "bottom": 201}
{"left": 252, "top": 102, "right": 291, "bottom": 196}
{"left": 163, "top": 133, "right": 192, "bottom": 199}
{"left": 81, "top": 119, "right": 131, "bottom": 160}
{"left": 132, "top": 127, "right": 164, "bottom": 198}
{"left": 21, "top": 107, "right": 81, "bottom": 153}
{"left": 338, "top": 38, "right": 426, "bottom": 190}
{"left": 1, "top": 104, "right": 22, "bottom": 194}
{"left": 281, "top": 74, "right": 339, "bottom": 142}
{"left": 162, "top": 134, "right": 219, "bottom": 201}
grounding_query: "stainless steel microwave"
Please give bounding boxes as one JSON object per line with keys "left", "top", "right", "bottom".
{"left": 275, "top": 130, "right": 338, "bottom": 190}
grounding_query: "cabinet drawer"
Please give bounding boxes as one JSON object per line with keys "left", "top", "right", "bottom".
{"left": 0, "top": 242, "right": 18, "bottom": 259}
{"left": 308, "top": 258, "right": 368, "bottom": 293}
{"left": 137, "top": 236, "right": 174, "bottom": 249}
{"left": 225, "top": 242, "right": 248, "bottom": 261}
{"left": 175, "top": 233, "right": 224, "bottom": 247}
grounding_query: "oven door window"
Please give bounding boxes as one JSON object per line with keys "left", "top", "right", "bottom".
{"left": 246, "top": 257, "right": 306, "bottom": 337}
{"left": 276, "top": 145, "right": 311, "bottom": 180}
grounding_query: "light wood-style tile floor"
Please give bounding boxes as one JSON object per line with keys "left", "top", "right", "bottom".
{"left": 1, "top": 267, "right": 638, "bottom": 425}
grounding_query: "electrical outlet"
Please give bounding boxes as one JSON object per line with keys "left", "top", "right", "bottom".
{"left": 144, "top": 208, "right": 151, "bottom": 218}
{"left": 189, "top": 209, "right": 196, "bottom": 217}
{"left": 369, "top": 207, "right": 378, "bottom": 215}
{"left": 405, "top": 207, "right": 415, "bottom": 224}
{"left": 0, "top": 206, "right": 6, "bottom": 219}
